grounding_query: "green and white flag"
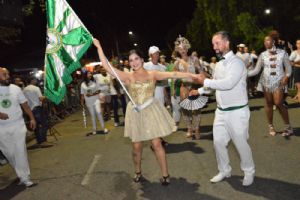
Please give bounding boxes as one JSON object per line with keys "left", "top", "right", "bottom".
{"left": 44, "top": 0, "right": 92, "bottom": 104}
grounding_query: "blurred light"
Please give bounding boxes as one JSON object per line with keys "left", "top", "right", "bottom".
{"left": 134, "top": 43, "right": 138, "bottom": 46}
{"left": 85, "top": 62, "right": 102, "bottom": 67}
{"left": 119, "top": 60, "right": 123, "bottom": 64}
{"left": 265, "top": 9, "right": 271, "bottom": 14}
{"left": 35, "top": 70, "right": 44, "bottom": 79}
{"left": 129, "top": 31, "right": 133, "bottom": 35}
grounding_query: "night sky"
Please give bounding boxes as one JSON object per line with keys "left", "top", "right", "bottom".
{"left": 69, "top": 0, "right": 196, "bottom": 56}
{"left": 2, "top": 0, "right": 196, "bottom": 68}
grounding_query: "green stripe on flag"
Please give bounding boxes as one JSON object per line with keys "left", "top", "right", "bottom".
{"left": 56, "top": 8, "right": 71, "bottom": 32}
{"left": 44, "top": 55, "right": 67, "bottom": 104}
{"left": 46, "top": 0, "right": 55, "bottom": 28}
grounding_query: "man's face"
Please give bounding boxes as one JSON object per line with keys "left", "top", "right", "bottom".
{"left": 212, "top": 35, "right": 229, "bottom": 55}
{"left": 238, "top": 47, "right": 245, "bottom": 53}
{"left": 160, "top": 57, "right": 166, "bottom": 64}
{"left": 0, "top": 68, "right": 10, "bottom": 86}
{"left": 14, "top": 78, "right": 23, "bottom": 86}
{"left": 150, "top": 52, "right": 160, "bottom": 63}
{"left": 124, "top": 60, "right": 129, "bottom": 67}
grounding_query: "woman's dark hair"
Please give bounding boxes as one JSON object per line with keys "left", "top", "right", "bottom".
{"left": 82, "top": 71, "right": 95, "bottom": 85}
{"left": 128, "top": 49, "right": 144, "bottom": 59}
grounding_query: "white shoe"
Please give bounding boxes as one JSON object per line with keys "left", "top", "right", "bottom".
{"left": 92, "top": 131, "right": 97, "bottom": 135}
{"left": 242, "top": 174, "right": 254, "bottom": 186}
{"left": 104, "top": 128, "right": 109, "bottom": 134}
{"left": 210, "top": 172, "right": 231, "bottom": 183}
{"left": 19, "top": 179, "right": 37, "bottom": 187}
{"left": 114, "top": 122, "right": 119, "bottom": 127}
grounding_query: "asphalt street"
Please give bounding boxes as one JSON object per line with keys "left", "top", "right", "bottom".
{"left": 0, "top": 96, "right": 300, "bottom": 200}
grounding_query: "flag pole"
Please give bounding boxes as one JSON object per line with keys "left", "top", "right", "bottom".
{"left": 106, "top": 60, "right": 139, "bottom": 111}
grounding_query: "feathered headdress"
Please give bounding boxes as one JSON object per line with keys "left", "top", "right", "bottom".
{"left": 174, "top": 35, "right": 191, "bottom": 51}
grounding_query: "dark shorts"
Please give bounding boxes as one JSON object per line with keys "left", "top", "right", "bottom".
{"left": 294, "top": 67, "right": 300, "bottom": 83}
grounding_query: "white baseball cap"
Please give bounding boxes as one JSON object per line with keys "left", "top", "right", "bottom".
{"left": 148, "top": 46, "right": 160, "bottom": 55}
{"left": 237, "top": 43, "right": 246, "bottom": 48}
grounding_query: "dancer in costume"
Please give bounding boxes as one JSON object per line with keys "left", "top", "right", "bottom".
{"left": 93, "top": 38, "right": 198, "bottom": 186}
{"left": 248, "top": 36, "right": 293, "bottom": 136}
{"left": 173, "top": 35, "right": 208, "bottom": 139}
{"left": 80, "top": 71, "right": 109, "bottom": 135}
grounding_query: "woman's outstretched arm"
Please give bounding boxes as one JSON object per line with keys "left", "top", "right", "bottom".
{"left": 93, "top": 38, "right": 130, "bottom": 83}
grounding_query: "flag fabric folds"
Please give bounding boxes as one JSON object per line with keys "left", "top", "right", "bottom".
{"left": 44, "top": 0, "right": 92, "bottom": 104}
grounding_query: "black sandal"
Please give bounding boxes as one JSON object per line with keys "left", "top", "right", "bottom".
{"left": 161, "top": 175, "right": 170, "bottom": 186}
{"left": 133, "top": 172, "right": 142, "bottom": 182}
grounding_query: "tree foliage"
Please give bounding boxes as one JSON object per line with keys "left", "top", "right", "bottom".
{"left": 185, "top": 0, "right": 299, "bottom": 57}
{"left": 0, "top": 0, "right": 45, "bottom": 46}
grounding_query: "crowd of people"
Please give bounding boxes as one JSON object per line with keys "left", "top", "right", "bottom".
{"left": 0, "top": 29, "right": 299, "bottom": 188}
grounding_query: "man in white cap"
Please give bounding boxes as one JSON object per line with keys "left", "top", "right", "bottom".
{"left": 236, "top": 44, "right": 251, "bottom": 68}
{"left": 144, "top": 46, "right": 167, "bottom": 106}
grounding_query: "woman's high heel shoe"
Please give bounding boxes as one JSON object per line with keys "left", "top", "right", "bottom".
{"left": 269, "top": 124, "right": 276, "bottom": 136}
{"left": 133, "top": 172, "right": 142, "bottom": 183}
{"left": 160, "top": 175, "right": 170, "bottom": 186}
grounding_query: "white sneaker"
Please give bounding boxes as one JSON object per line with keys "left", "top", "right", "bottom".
{"left": 210, "top": 172, "right": 231, "bottom": 183}
{"left": 104, "top": 128, "right": 109, "bottom": 134}
{"left": 242, "top": 174, "right": 254, "bottom": 186}
{"left": 0, "top": 159, "right": 8, "bottom": 165}
{"left": 92, "top": 131, "right": 97, "bottom": 135}
{"left": 114, "top": 122, "right": 119, "bottom": 127}
{"left": 19, "top": 179, "right": 37, "bottom": 187}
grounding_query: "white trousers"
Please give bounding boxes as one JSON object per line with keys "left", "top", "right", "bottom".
{"left": 171, "top": 96, "right": 181, "bottom": 123}
{"left": 86, "top": 99, "right": 105, "bottom": 131}
{"left": 213, "top": 106, "right": 255, "bottom": 175}
{"left": 154, "top": 86, "right": 165, "bottom": 106}
{"left": 0, "top": 121, "right": 30, "bottom": 180}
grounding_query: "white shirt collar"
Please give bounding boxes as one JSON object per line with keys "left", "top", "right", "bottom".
{"left": 223, "top": 51, "right": 234, "bottom": 60}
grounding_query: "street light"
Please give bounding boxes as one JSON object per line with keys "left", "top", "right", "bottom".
{"left": 265, "top": 8, "right": 271, "bottom": 15}
{"left": 134, "top": 43, "right": 138, "bottom": 47}
{"left": 129, "top": 31, "right": 133, "bottom": 35}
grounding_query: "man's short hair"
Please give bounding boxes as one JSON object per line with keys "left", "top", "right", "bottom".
{"left": 213, "top": 31, "right": 231, "bottom": 42}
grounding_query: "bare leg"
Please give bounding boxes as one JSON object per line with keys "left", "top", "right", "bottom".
{"left": 263, "top": 91, "right": 274, "bottom": 125}
{"left": 132, "top": 142, "right": 143, "bottom": 174}
{"left": 273, "top": 90, "right": 290, "bottom": 125}
{"left": 296, "top": 83, "right": 300, "bottom": 103}
{"left": 151, "top": 138, "right": 169, "bottom": 177}
{"left": 192, "top": 110, "right": 201, "bottom": 139}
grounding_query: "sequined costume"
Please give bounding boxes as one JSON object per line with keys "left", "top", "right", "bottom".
{"left": 124, "top": 80, "right": 176, "bottom": 142}
{"left": 177, "top": 58, "right": 207, "bottom": 131}
{"left": 248, "top": 48, "right": 292, "bottom": 92}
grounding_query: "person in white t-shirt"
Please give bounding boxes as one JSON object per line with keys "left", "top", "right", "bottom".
{"left": 81, "top": 71, "right": 109, "bottom": 135}
{"left": 93, "top": 65, "right": 112, "bottom": 121}
{"left": 0, "top": 67, "right": 37, "bottom": 187}
{"left": 144, "top": 46, "right": 167, "bottom": 106}
{"left": 23, "top": 77, "right": 53, "bottom": 148}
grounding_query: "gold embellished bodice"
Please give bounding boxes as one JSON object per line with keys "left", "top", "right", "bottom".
{"left": 129, "top": 80, "right": 155, "bottom": 105}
